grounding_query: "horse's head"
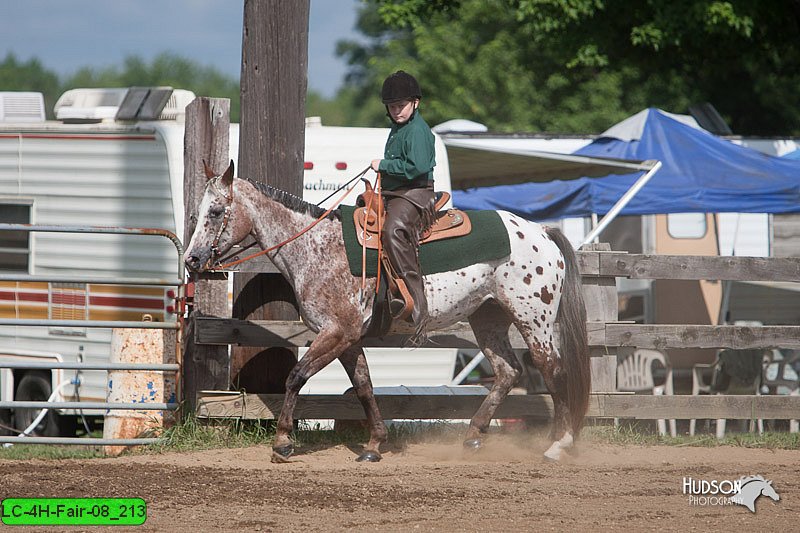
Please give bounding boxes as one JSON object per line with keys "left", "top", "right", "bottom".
{"left": 185, "top": 160, "right": 253, "bottom": 272}
{"left": 761, "top": 480, "right": 780, "bottom": 502}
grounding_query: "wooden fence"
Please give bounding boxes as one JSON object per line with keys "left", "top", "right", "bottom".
{"left": 189, "top": 248, "right": 800, "bottom": 423}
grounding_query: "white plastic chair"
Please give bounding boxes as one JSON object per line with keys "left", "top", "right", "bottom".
{"left": 616, "top": 349, "right": 676, "bottom": 437}
{"left": 761, "top": 348, "right": 800, "bottom": 434}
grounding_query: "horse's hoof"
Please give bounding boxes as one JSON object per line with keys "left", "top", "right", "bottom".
{"left": 356, "top": 450, "right": 382, "bottom": 462}
{"left": 271, "top": 444, "right": 294, "bottom": 463}
{"left": 463, "top": 438, "right": 482, "bottom": 452}
{"left": 542, "top": 454, "right": 560, "bottom": 463}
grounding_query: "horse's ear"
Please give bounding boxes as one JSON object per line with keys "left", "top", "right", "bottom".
{"left": 202, "top": 159, "right": 216, "bottom": 180}
{"left": 221, "top": 160, "right": 235, "bottom": 186}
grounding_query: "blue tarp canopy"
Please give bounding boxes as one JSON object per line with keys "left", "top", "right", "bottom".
{"left": 453, "top": 108, "right": 800, "bottom": 220}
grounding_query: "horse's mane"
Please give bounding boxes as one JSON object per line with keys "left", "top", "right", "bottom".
{"left": 739, "top": 475, "right": 768, "bottom": 485}
{"left": 245, "top": 178, "right": 341, "bottom": 221}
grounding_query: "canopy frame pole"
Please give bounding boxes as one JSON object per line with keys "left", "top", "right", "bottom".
{"left": 580, "top": 160, "right": 662, "bottom": 247}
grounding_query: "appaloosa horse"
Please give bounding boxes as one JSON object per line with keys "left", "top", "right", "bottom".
{"left": 185, "top": 161, "right": 590, "bottom": 463}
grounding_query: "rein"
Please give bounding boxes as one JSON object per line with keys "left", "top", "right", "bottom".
{"left": 212, "top": 167, "right": 370, "bottom": 270}
{"left": 361, "top": 172, "right": 383, "bottom": 295}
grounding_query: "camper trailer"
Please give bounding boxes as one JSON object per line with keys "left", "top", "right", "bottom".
{"left": 0, "top": 88, "right": 458, "bottom": 436}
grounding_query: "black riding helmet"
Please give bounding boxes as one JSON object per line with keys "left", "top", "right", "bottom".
{"left": 381, "top": 71, "right": 422, "bottom": 104}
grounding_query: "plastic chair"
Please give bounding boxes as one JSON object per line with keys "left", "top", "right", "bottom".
{"left": 761, "top": 348, "right": 800, "bottom": 433}
{"left": 690, "top": 348, "right": 766, "bottom": 439}
{"left": 616, "top": 349, "right": 676, "bottom": 437}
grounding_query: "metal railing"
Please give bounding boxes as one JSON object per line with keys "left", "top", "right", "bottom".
{"left": 0, "top": 224, "right": 183, "bottom": 446}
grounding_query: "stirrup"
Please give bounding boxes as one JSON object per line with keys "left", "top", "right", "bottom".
{"left": 390, "top": 278, "right": 414, "bottom": 320}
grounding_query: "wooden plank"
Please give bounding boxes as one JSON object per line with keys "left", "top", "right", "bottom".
{"left": 195, "top": 392, "right": 800, "bottom": 421}
{"left": 195, "top": 317, "right": 497, "bottom": 349}
{"left": 604, "top": 394, "right": 800, "bottom": 420}
{"left": 576, "top": 249, "right": 603, "bottom": 276}
{"left": 604, "top": 324, "right": 800, "bottom": 349}
{"left": 590, "top": 355, "right": 617, "bottom": 392}
{"left": 194, "top": 318, "right": 800, "bottom": 351}
{"left": 583, "top": 276, "right": 617, "bottom": 322}
{"left": 598, "top": 253, "right": 800, "bottom": 282}
{"left": 196, "top": 392, "right": 557, "bottom": 420}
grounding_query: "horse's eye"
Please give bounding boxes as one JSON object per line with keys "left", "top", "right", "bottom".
{"left": 209, "top": 206, "right": 225, "bottom": 218}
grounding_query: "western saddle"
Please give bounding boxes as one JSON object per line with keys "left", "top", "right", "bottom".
{"left": 354, "top": 179, "right": 472, "bottom": 319}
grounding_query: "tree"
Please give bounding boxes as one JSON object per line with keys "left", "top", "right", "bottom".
{"left": 64, "top": 53, "right": 242, "bottom": 122}
{"left": 0, "top": 53, "right": 61, "bottom": 118}
{"left": 337, "top": 0, "right": 800, "bottom": 135}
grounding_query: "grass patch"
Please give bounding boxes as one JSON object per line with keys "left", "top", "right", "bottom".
{"left": 1, "top": 418, "right": 797, "bottom": 460}
{"left": 142, "top": 417, "right": 276, "bottom": 454}
{"left": 0, "top": 443, "right": 106, "bottom": 460}
{"left": 583, "top": 424, "right": 800, "bottom": 450}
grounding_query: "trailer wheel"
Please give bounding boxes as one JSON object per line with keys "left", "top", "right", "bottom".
{"left": 14, "top": 372, "right": 77, "bottom": 437}
{"left": 0, "top": 408, "right": 12, "bottom": 436}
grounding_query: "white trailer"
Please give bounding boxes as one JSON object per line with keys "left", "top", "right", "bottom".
{"left": 0, "top": 88, "right": 459, "bottom": 436}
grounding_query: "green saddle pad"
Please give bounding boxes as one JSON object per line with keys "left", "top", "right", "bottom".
{"left": 340, "top": 205, "right": 510, "bottom": 277}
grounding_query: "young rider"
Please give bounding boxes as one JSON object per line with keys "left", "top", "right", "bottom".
{"left": 370, "top": 71, "right": 436, "bottom": 336}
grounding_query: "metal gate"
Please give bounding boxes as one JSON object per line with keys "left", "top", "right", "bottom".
{"left": 0, "top": 224, "right": 183, "bottom": 446}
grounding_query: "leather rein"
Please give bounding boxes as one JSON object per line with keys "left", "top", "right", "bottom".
{"left": 209, "top": 168, "right": 370, "bottom": 270}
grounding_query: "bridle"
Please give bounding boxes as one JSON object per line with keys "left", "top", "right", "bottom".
{"left": 204, "top": 170, "right": 367, "bottom": 270}
{"left": 208, "top": 176, "right": 234, "bottom": 262}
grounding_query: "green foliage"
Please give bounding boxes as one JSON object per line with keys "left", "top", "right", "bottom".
{"left": 2, "top": 1, "right": 798, "bottom": 134}
{"left": 586, "top": 425, "right": 800, "bottom": 449}
{"left": 0, "top": 52, "right": 242, "bottom": 122}
{"left": 0, "top": 443, "right": 105, "bottom": 460}
{"left": 0, "top": 53, "right": 61, "bottom": 118}
{"left": 62, "top": 53, "right": 242, "bottom": 123}
{"left": 348, "top": 0, "right": 800, "bottom": 135}
{"left": 143, "top": 417, "right": 275, "bottom": 453}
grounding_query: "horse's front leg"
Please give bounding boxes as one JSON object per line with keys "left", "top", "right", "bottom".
{"left": 339, "top": 346, "right": 388, "bottom": 462}
{"left": 272, "top": 328, "right": 359, "bottom": 463}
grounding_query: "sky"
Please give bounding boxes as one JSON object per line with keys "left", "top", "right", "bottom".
{"left": 0, "top": 0, "right": 363, "bottom": 99}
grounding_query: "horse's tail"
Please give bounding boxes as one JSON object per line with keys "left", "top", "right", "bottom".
{"left": 546, "top": 226, "right": 591, "bottom": 435}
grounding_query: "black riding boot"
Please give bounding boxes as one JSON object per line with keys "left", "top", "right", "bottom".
{"left": 382, "top": 190, "right": 434, "bottom": 335}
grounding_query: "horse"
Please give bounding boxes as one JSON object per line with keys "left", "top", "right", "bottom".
{"left": 185, "top": 161, "right": 591, "bottom": 463}
{"left": 731, "top": 475, "right": 780, "bottom": 513}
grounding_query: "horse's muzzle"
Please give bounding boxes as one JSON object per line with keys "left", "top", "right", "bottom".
{"left": 185, "top": 253, "right": 207, "bottom": 273}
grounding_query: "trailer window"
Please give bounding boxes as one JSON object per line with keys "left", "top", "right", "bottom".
{"left": 666, "top": 213, "right": 707, "bottom": 239}
{"left": 49, "top": 282, "right": 88, "bottom": 337}
{"left": 0, "top": 203, "right": 31, "bottom": 272}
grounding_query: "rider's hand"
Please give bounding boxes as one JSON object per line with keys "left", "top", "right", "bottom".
{"left": 371, "top": 159, "right": 381, "bottom": 172}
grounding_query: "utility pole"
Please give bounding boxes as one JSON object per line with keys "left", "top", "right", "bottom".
{"left": 232, "top": 0, "right": 310, "bottom": 392}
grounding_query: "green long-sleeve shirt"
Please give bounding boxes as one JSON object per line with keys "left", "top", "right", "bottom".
{"left": 378, "top": 110, "right": 436, "bottom": 191}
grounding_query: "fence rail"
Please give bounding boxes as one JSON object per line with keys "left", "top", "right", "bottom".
{"left": 195, "top": 392, "right": 800, "bottom": 421}
{"left": 193, "top": 318, "right": 800, "bottom": 351}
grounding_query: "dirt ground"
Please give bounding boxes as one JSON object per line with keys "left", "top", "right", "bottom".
{"left": 0, "top": 434, "right": 797, "bottom": 532}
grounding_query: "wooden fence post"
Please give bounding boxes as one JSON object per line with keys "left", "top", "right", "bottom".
{"left": 182, "top": 97, "right": 232, "bottom": 413}
{"left": 581, "top": 243, "right": 618, "bottom": 392}
{"left": 231, "top": 0, "right": 310, "bottom": 393}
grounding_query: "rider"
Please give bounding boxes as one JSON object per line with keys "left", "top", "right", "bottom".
{"left": 370, "top": 70, "right": 436, "bottom": 335}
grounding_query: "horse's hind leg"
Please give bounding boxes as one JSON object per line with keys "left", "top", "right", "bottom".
{"left": 339, "top": 346, "right": 388, "bottom": 462}
{"left": 464, "top": 301, "right": 522, "bottom": 451}
{"left": 535, "top": 349, "right": 575, "bottom": 461}
{"left": 516, "top": 323, "right": 574, "bottom": 462}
